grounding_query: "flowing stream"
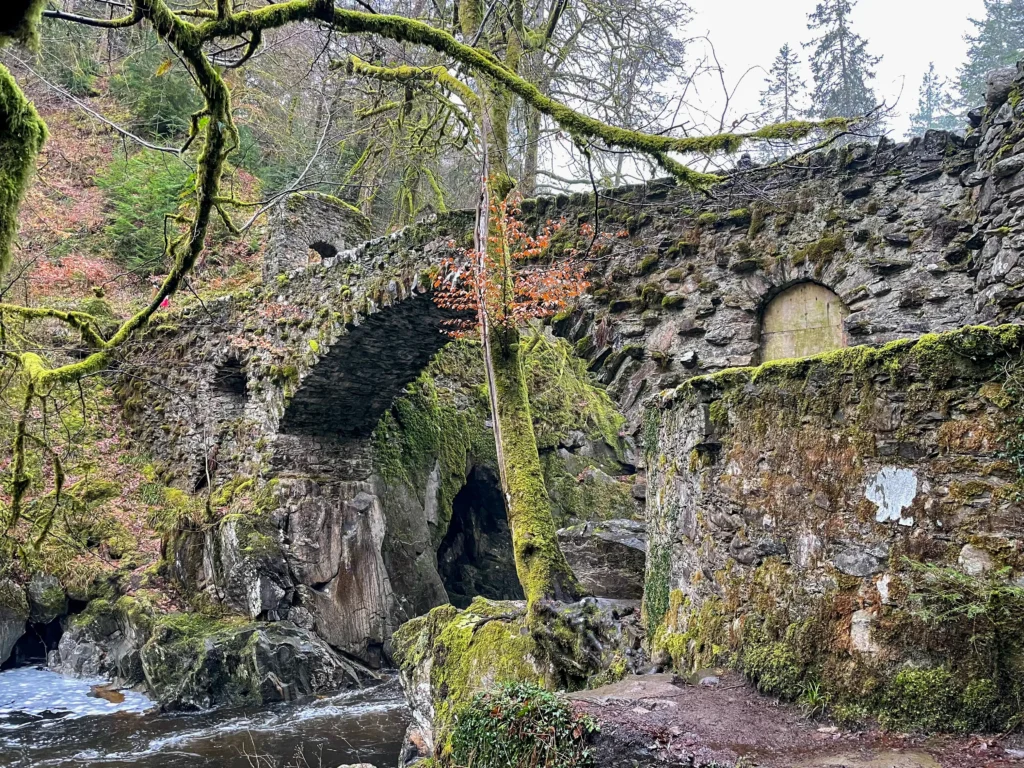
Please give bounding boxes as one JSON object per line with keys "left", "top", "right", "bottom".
{"left": 0, "top": 666, "right": 411, "bottom": 768}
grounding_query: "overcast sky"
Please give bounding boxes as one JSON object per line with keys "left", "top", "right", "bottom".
{"left": 688, "top": 0, "right": 987, "bottom": 137}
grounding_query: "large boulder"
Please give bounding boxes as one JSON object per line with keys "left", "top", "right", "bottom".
{"left": 142, "top": 619, "right": 371, "bottom": 710}
{"left": 56, "top": 596, "right": 154, "bottom": 684}
{"left": 27, "top": 573, "right": 67, "bottom": 624}
{"left": 392, "top": 597, "right": 645, "bottom": 758}
{"left": 57, "top": 595, "right": 375, "bottom": 710}
{"left": 557, "top": 519, "right": 647, "bottom": 599}
{"left": 0, "top": 579, "right": 28, "bottom": 666}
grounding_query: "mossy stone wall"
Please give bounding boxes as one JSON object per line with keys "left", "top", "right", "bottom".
{"left": 645, "top": 324, "right": 1024, "bottom": 731}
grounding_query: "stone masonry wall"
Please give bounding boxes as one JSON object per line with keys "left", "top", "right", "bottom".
{"left": 643, "top": 325, "right": 1024, "bottom": 730}
{"left": 262, "top": 192, "right": 373, "bottom": 280}
{"left": 120, "top": 209, "right": 471, "bottom": 666}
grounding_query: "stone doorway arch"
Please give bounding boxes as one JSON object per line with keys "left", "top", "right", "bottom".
{"left": 760, "top": 282, "right": 848, "bottom": 362}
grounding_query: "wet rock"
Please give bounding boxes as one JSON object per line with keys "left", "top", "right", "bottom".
{"left": 833, "top": 544, "right": 888, "bottom": 577}
{"left": 57, "top": 599, "right": 151, "bottom": 684}
{"left": 557, "top": 519, "right": 647, "bottom": 599}
{"left": 394, "top": 597, "right": 645, "bottom": 753}
{"left": 0, "top": 579, "right": 28, "bottom": 666}
{"left": 142, "top": 620, "right": 370, "bottom": 711}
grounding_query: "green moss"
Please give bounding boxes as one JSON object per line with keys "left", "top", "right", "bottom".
{"left": 739, "top": 618, "right": 808, "bottom": 699}
{"left": 661, "top": 293, "right": 685, "bottom": 309}
{"left": 373, "top": 343, "right": 494, "bottom": 543}
{"left": 680, "top": 324, "right": 1024, "bottom": 398}
{"left": 71, "top": 478, "right": 121, "bottom": 504}
{"left": 521, "top": 332, "right": 625, "bottom": 451}
{"left": 697, "top": 212, "right": 719, "bottom": 227}
{"left": 654, "top": 593, "right": 729, "bottom": 674}
{"left": 708, "top": 399, "right": 729, "bottom": 427}
{"left": 0, "top": 63, "right": 47, "bottom": 277}
{"left": 493, "top": 334, "right": 582, "bottom": 604}
{"left": 637, "top": 253, "right": 660, "bottom": 275}
{"left": 748, "top": 204, "right": 767, "bottom": 238}
{"left": 268, "top": 363, "right": 299, "bottom": 385}
{"left": 643, "top": 544, "right": 671, "bottom": 632}
{"left": 392, "top": 599, "right": 543, "bottom": 731}
{"left": 0, "top": 0, "right": 47, "bottom": 49}
{"left": 639, "top": 283, "right": 665, "bottom": 308}
{"left": 878, "top": 667, "right": 960, "bottom": 732}
{"left": 791, "top": 233, "right": 845, "bottom": 270}
{"left": 726, "top": 208, "right": 751, "bottom": 225}
{"left": 542, "top": 453, "right": 637, "bottom": 525}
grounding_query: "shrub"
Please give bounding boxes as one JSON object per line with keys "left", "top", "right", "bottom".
{"left": 96, "top": 149, "right": 191, "bottom": 273}
{"left": 448, "top": 682, "right": 598, "bottom": 768}
{"left": 37, "top": 18, "right": 101, "bottom": 96}
{"left": 111, "top": 30, "right": 202, "bottom": 138}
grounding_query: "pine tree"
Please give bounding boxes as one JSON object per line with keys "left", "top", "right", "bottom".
{"left": 907, "top": 63, "right": 960, "bottom": 137}
{"left": 957, "top": 0, "right": 1024, "bottom": 108}
{"left": 759, "top": 44, "right": 807, "bottom": 124}
{"left": 804, "top": 0, "right": 881, "bottom": 124}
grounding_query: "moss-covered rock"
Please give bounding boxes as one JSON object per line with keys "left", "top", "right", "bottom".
{"left": 27, "top": 573, "right": 66, "bottom": 624}
{"left": 393, "top": 596, "right": 643, "bottom": 755}
{"left": 393, "top": 598, "right": 550, "bottom": 752}
{"left": 647, "top": 323, "right": 1024, "bottom": 733}
{"left": 59, "top": 594, "right": 370, "bottom": 710}
{"left": 140, "top": 616, "right": 367, "bottom": 710}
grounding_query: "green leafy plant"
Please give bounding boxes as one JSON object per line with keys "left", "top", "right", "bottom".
{"left": 447, "top": 681, "right": 598, "bottom": 768}
{"left": 96, "top": 149, "right": 191, "bottom": 273}
{"left": 110, "top": 29, "right": 203, "bottom": 138}
{"left": 903, "top": 558, "right": 1024, "bottom": 731}
{"left": 907, "top": 560, "right": 1024, "bottom": 660}
{"left": 37, "top": 18, "right": 101, "bottom": 96}
{"left": 798, "top": 680, "right": 830, "bottom": 718}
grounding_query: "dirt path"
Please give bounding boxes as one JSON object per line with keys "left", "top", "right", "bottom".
{"left": 571, "top": 674, "right": 1023, "bottom": 767}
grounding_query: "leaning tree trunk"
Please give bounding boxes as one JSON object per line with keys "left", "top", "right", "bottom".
{"left": 461, "top": 0, "right": 581, "bottom": 606}
{"left": 489, "top": 327, "right": 583, "bottom": 605}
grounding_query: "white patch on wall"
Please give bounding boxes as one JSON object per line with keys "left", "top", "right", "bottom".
{"left": 876, "top": 573, "right": 892, "bottom": 605}
{"left": 850, "top": 609, "right": 880, "bottom": 655}
{"left": 865, "top": 467, "right": 918, "bottom": 527}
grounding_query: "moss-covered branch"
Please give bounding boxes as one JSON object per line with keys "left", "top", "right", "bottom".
{"left": 0, "top": 64, "right": 46, "bottom": 278}
{"left": 194, "top": 2, "right": 843, "bottom": 187}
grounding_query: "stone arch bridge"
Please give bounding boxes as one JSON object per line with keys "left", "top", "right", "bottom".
{"left": 124, "top": 68, "right": 1024, "bottom": 665}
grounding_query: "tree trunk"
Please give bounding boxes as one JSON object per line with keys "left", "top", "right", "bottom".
{"left": 522, "top": 106, "right": 541, "bottom": 196}
{"left": 461, "top": 0, "right": 580, "bottom": 606}
{"left": 490, "top": 328, "right": 583, "bottom": 605}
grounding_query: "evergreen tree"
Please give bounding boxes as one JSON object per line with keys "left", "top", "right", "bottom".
{"left": 804, "top": 0, "right": 881, "bottom": 124}
{"left": 759, "top": 44, "right": 807, "bottom": 124}
{"left": 957, "top": 0, "right": 1024, "bottom": 108}
{"left": 907, "top": 63, "right": 960, "bottom": 137}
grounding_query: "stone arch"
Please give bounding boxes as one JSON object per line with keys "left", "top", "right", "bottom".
{"left": 759, "top": 282, "right": 849, "bottom": 362}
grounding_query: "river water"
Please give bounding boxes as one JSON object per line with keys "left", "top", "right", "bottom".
{"left": 0, "top": 667, "right": 411, "bottom": 768}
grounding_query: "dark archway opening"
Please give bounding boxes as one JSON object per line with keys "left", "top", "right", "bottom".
{"left": 308, "top": 241, "right": 339, "bottom": 261}
{"left": 2, "top": 619, "right": 62, "bottom": 670}
{"left": 1, "top": 597, "right": 86, "bottom": 670}
{"left": 213, "top": 358, "right": 248, "bottom": 398}
{"left": 437, "top": 467, "right": 524, "bottom": 609}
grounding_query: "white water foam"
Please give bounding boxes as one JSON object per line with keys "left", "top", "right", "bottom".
{"left": 0, "top": 666, "right": 151, "bottom": 726}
